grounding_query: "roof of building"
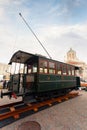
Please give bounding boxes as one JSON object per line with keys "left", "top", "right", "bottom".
{"left": 68, "top": 48, "right": 76, "bottom": 53}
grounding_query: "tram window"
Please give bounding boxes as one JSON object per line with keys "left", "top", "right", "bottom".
{"left": 58, "top": 71, "right": 62, "bottom": 75}
{"left": 57, "top": 63, "right": 62, "bottom": 75}
{"left": 62, "top": 65, "right": 67, "bottom": 75}
{"left": 49, "top": 62, "right": 55, "bottom": 68}
{"left": 11, "top": 63, "right": 18, "bottom": 74}
{"left": 63, "top": 72, "right": 67, "bottom": 75}
{"left": 11, "top": 63, "right": 24, "bottom": 74}
{"left": 28, "top": 65, "right": 32, "bottom": 73}
{"left": 68, "top": 66, "right": 75, "bottom": 76}
{"left": 39, "top": 68, "right": 48, "bottom": 73}
{"left": 24, "top": 66, "right": 27, "bottom": 74}
{"left": 40, "top": 68, "right": 43, "bottom": 73}
{"left": 28, "top": 63, "right": 37, "bottom": 73}
{"left": 19, "top": 64, "right": 24, "bottom": 74}
{"left": 68, "top": 70, "right": 71, "bottom": 75}
{"left": 28, "top": 68, "right": 32, "bottom": 73}
{"left": 44, "top": 68, "right": 48, "bottom": 73}
{"left": 49, "top": 69, "right": 55, "bottom": 74}
{"left": 32, "top": 63, "right": 37, "bottom": 73}
{"left": 68, "top": 67, "right": 72, "bottom": 75}
{"left": 39, "top": 60, "right": 48, "bottom": 74}
{"left": 49, "top": 62, "right": 55, "bottom": 74}
{"left": 72, "top": 68, "right": 75, "bottom": 76}
{"left": 40, "top": 60, "right": 47, "bottom": 68}
{"left": 75, "top": 69, "right": 79, "bottom": 76}
{"left": 33, "top": 66, "right": 37, "bottom": 73}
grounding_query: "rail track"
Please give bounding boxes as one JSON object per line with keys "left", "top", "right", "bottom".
{"left": 0, "top": 91, "right": 79, "bottom": 128}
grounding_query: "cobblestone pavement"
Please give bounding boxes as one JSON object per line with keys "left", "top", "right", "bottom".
{"left": 0, "top": 90, "right": 87, "bottom": 130}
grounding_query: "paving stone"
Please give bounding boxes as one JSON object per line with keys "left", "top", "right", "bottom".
{"left": 0, "top": 90, "right": 87, "bottom": 130}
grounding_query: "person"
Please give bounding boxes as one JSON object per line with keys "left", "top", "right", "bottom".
{"left": 3, "top": 80, "right": 6, "bottom": 89}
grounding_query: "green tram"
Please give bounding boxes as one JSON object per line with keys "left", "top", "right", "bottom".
{"left": 1, "top": 50, "right": 80, "bottom": 100}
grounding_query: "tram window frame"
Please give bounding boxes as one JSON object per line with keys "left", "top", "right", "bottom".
{"left": 49, "top": 69, "right": 55, "bottom": 74}
{"left": 19, "top": 64, "right": 24, "bottom": 74}
{"left": 48, "top": 61, "right": 56, "bottom": 74}
{"left": 39, "top": 60, "right": 48, "bottom": 74}
{"left": 27, "top": 63, "right": 38, "bottom": 74}
{"left": 71, "top": 67, "right": 75, "bottom": 76}
{"left": 57, "top": 63, "right": 62, "bottom": 75}
{"left": 24, "top": 65, "right": 27, "bottom": 74}
{"left": 68, "top": 66, "right": 72, "bottom": 76}
{"left": 28, "top": 65, "right": 32, "bottom": 73}
{"left": 44, "top": 68, "right": 48, "bottom": 73}
{"left": 32, "top": 63, "right": 37, "bottom": 73}
{"left": 62, "top": 64, "right": 67, "bottom": 75}
{"left": 11, "top": 62, "right": 24, "bottom": 74}
{"left": 75, "top": 69, "right": 79, "bottom": 76}
{"left": 39, "top": 67, "right": 44, "bottom": 73}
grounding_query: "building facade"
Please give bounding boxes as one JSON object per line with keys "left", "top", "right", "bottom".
{"left": 0, "top": 63, "right": 10, "bottom": 80}
{"left": 65, "top": 48, "right": 87, "bottom": 81}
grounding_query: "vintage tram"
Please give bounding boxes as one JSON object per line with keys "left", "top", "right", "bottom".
{"left": 0, "top": 50, "right": 80, "bottom": 101}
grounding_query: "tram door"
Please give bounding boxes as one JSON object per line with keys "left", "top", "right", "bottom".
{"left": 24, "top": 74, "right": 35, "bottom": 93}
{"left": 11, "top": 74, "right": 24, "bottom": 94}
{"left": 23, "top": 62, "right": 37, "bottom": 93}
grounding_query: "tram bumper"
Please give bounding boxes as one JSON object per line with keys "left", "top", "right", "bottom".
{"left": 0, "top": 90, "right": 17, "bottom": 99}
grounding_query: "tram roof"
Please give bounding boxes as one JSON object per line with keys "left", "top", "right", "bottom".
{"left": 9, "top": 50, "right": 38, "bottom": 64}
{"left": 9, "top": 50, "right": 79, "bottom": 70}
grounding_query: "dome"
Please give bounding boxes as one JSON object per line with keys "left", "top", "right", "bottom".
{"left": 67, "top": 48, "right": 76, "bottom": 61}
{"left": 68, "top": 48, "right": 76, "bottom": 54}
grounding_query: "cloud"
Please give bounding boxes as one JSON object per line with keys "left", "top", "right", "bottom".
{"left": 0, "top": 0, "right": 10, "bottom": 5}
{"left": 33, "top": 23, "right": 87, "bottom": 62}
{"left": 49, "top": 0, "right": 86, "bottom": 23}
{"left": 0, "top": 0, "right": 25, "bottom": 5}
{"left": 62, "top": 31, "right": 82, "bottom": 39}
{"left": 74, "top": 0, "right": 82, "bottom": 6}
{"left": 40, "top": 23, "right": 87, "bottom": 40}
{"left": 0, "top": 8, "right": 4, "bottom": 17}
{"left": 0, "top": 7, "right": 7, "bottom": 23}
{"left": 0, "top": 0, "right": 87, "bottom": 63}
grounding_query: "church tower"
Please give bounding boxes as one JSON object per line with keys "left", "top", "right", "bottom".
{"left": 66, "top": 48, "right": 87, "bottom": 81}
{"left": 67, "top": 48, "right": 77, "bottom": 62}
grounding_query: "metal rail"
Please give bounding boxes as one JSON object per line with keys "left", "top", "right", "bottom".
{"left": 0, "top": 101, "right": 23, "bottom": 109}
{"left": 0, "top": 92, "right": 79, "bottom": 121}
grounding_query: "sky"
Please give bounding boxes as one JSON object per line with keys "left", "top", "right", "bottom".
{"left": 0, "top": 0, "right": 87, "bottom": 64}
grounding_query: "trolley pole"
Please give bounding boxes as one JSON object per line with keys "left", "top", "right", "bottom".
{"left": 19, "top": 13, "right": 52, "bottom": 59}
